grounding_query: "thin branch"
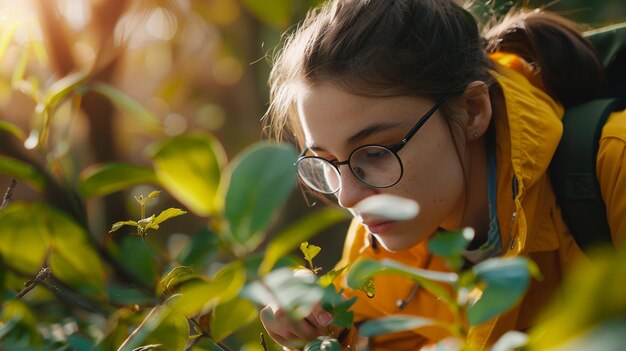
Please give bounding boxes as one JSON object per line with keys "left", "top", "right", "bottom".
{"left": 15, "top": 266, "right": 50, "bottom": 299}
{"left": 2, "top": 262, "right": 111, "bottom": 316}
{"left": 260, "top": 333, "right": 269, "bottom": 351}
{"left": 185, "top": 316, "right": 233, "bottom": 351}
{"left": 1, "top": 179, "right": 17, "bottom": 210}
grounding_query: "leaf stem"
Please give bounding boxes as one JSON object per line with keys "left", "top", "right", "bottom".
{"left": 260, "top": 333, "right": 268, "bottom": 351}
{"left": 1, "top": 178, "right": 17, "bottom": 210}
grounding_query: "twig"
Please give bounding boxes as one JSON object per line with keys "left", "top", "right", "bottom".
{"left": 185, "top": 317, "right": 233, "bottom": 351}
{"left": 15, "top": 266, "right": 51, "bottom": 299}
{"left": 1, "top": 179, "right": 17, "bottom": 210}
{"left": 260, "top": 333, "right": 268, "bottom": 351}
{"left": 3, "top": 262, "right": 110, "bottom": 316}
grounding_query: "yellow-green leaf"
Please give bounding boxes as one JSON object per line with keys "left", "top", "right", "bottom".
{"left": 0, "top": 156, "right": 45, "bottom": 189}
{"left": 0, "top": 203, "right": 106, "bottom": 296}
{"left": 300, "top": 242, "right": 321, "bottom": 262}
{"left": 151, "top": 134, "right": 227, "bottom": 217}
{"left": 0, "top": 23, "right": 17, "bottom": 62}
{"left": 110, "top": 220, "right": 139, "bottom": 233}
{"left": 157, "top": 266, "right": 197, "bottom": 296}
{"left": 11, "top": 48, "right": 29, "bottom": 87}
{"left": 0, "top": 121, "right": 26, "bottom": 141}
{"left": 90, "top": 83, "right": 161, "bottom": 131}
{"left": 146, "top": 190, "right": 161, "bottom": 200}
{"left": 210, "top": 297, "right": 257, "bottom": 342}
{"left": 171, "top": 261, "right": 246, "bottom": 316}
{"left": 151, "top": 208, "right": 187, "bottom": 227}
{"left": 0, "top": 203, "right": 51, "bottom": 274}
{"left": 79, "top": 163, "right": 159, "bottom": 198}
{"left": 44, "top": 70, "right": 89, "bottom": 107}
{"left": 259, "top": 208, "right": 349, "bottom": 276}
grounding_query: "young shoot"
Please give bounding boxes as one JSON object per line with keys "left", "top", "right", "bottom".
{"left": 109, "top": 190, "right": 187, "bottom": 239}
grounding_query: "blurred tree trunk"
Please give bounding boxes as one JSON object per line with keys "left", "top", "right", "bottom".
{"left": 36, "top": 0, "right": 129, "bottom": 235}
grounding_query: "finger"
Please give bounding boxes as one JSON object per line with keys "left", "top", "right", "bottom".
{"left": 274, "top": 309, "right": 324, "bottom": 340}
{"left": 309, "top": 303, "right": 334, "bottom": 328}
{"left": 260, "top": 307, "right": 297, "bottom": 343}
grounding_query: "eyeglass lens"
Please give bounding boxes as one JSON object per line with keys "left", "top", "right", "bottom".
{"left": 297, "top": 145, "right": 402, "bottom": 194}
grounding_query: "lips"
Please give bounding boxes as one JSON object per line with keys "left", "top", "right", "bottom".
{"left": 363, "top": 220, "right": 396, "bottom": 235}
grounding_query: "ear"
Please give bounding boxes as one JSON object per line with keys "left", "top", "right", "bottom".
{"left": 462, "top": 81, "right": 492, "bottom": 140}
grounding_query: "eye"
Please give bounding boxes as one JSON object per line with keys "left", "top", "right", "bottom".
{"left": 364, "top": 149, "right": 387, "bottom": 159}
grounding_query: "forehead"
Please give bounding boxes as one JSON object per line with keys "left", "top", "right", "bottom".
{"left": 295, "top": 83, "right": 429, "bottom": 150}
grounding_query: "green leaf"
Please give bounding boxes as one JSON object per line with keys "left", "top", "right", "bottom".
{"left": 466, "top": 257, "right": 536, "bottom": 325}
{"left": 44, "top": 207, "right": 106, "bottom": 296}
{"left": 0, "top": 23, "right": 17, "bottom": 63}
{"left": 301, "top": 242, "right": 321, "bottom": 262}
{"left": 157, "top": 266, "right": 198, "bottom": 296}
{"left": 79, "top": 163, "right": 159, "bottom": 198}
{"left": 259, "top": 207, "right": 348, "bottom": 275}
{"left": 0, "top": 121, "right": 26, "bottom": 141}
{"left": 11, "top": 48, "right": 29, "bottom": 87}
{"left": 146, "top": 190, "right": 161, "bottom": 200}
{"left": 427, "top": 228, "right": 474, "bottom": 271}
{"left": 170, "top": 261, "right": 246, "bottom": 316}
{"left": 358, "top": 315, "right": 441, "bottom": 337}
{"left": 90, "top": 83, "right": 161, "bottom": 130}
{"left": 118, "top": 296, "right": 189, "bottom": 351}
{"left": 151, "top": 134, "right": 226, "bottom": 216}
{"left": 177, "top": 229, "right": 220, "bottom": 267}
{"left": 241, "top": 268, "right": 324, "bottom": 320}
{"left": 44, "top": 70, "right": 89, "bottom": 107}
{"left": 304, "top": 336, "right": 341, "bottom": 351}
{"left": 320, "top": 286, "right": 356, "bottom": 329}
{"left": 346, "top": 259, "right": 457, "bottom": 308}
{"left": 210, "top": 297, "right": 258, "bottom": 342}
{"left": 428, "top": 228, "right": 474, "bottom": 259}
{"left": 0, "top": 203, "right": 106, "bottom": 296}
{"left": 240, "top": 0, "right": 293, "bottom": 29}
{"left": 115, "top": 237, "right": 157, "bottom": 285}
{"left": 149, "top": 208, "right": 187, "bottom": 227}
{"left": 0, "top": 156, "right": 46, "bottom": 189}
{"left": 222, "top": 142, "right": 298, "bottom": 256}
{"left": 0, "top": 203, "right": 53, "bottom": 274}
{"left": 318, "top": 266, "right": 347, "bottom": 288}
{"left": 110, "top": 220, "right": 139, "bottom": 233}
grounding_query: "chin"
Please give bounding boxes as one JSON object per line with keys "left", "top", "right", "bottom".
{"left": 373, "top": 234, "right": 419, "bottom": 252}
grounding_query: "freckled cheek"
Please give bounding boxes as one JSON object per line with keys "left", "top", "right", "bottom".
{"left": 397, "top": 142, "right": 464, "bottom": 207}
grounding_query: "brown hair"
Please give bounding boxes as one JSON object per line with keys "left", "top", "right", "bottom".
{"left": 263, "top": 0, "right": 606, "bottom": 145}
{"left": 483, "top": 9, "right": 606, "bottom": 107}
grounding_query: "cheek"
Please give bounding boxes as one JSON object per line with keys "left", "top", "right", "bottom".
{"left": 396, "top": 130, "right": 465, "bottom": 215}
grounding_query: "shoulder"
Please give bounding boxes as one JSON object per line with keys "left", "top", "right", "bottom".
{"left": 601, "top": 109, "right": 626, "bottom": 142}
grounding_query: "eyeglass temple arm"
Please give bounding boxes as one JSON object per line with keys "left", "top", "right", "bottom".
{"left": 396, "top": 94, "right": 450, "bottom": 150}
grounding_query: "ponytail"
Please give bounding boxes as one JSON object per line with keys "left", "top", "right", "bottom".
{"left": 484, "top": 10, "right": 606, "bottom": 107}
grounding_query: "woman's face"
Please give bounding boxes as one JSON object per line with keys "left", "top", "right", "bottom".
{"left": 297, "top": 83, "right": 467, "bottom": 251}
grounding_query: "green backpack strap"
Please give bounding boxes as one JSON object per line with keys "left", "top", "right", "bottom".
{"left": 550, "top": 99, "right": 624, "bottom": 251}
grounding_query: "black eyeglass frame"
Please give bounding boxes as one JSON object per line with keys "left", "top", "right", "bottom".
{"left": 296, "top": 94, "right": 450, "bottom": 194}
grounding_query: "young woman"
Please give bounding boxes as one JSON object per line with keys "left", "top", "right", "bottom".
{"left": 260, "top": 0, "right": 626, "bottom": 349}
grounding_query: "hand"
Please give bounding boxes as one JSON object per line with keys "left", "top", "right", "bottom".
{"left": 259, "top": 269, "right": 338, "bottom": 348}
{"left": 260, "top": 302, "right": 334, "bottom": 348}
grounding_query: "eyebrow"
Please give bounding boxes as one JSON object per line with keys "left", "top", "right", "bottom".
{"left": 346, "top": 122, "right": 403, "bottom": 145}
{"left": 307, "top": 121, "right": 404, "bottom": 153}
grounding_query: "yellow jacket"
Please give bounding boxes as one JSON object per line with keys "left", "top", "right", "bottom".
{"left": 335, "top": 53, "right": 626, "bottom": 350}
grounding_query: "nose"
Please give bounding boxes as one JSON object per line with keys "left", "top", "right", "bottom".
{"left": 336, "top": 168, "right": 375, "bottom": 208}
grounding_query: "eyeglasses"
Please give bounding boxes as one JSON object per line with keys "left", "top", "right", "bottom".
{"left": 296, "top": 95, "right": 449, "bottom": 194}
